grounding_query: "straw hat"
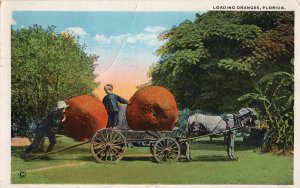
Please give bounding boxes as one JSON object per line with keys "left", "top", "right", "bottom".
{"left": 57, "top": 101, "right": 69, "bottom": 109}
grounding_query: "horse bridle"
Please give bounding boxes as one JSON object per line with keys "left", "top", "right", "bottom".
{"left": 239, "top": 108, "right": 255, "bottom": 126}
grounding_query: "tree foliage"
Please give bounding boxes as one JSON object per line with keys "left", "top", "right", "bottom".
{"left": 150, "top": 11, "right": 294, "bottom": 114}
{"left": 238, "top": 71, "right": 293, "bottom": 152}
{"left": 11, "top": 25, "right": 98, "bottom": 136}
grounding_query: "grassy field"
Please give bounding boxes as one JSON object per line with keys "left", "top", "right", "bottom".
{"left": 11, "top": 135, "right": 293, "bottom": 184}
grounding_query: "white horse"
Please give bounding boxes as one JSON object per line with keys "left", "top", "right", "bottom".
{"left": 186, "top": 108, "right": 259, "bottom": 160}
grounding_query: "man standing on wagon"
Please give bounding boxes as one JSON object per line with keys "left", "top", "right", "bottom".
{"left": 102, "top": 84, "right": 128, "bottom": 128}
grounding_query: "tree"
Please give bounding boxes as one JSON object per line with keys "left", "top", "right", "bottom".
{"left": 150, "top": 11, "right": 294, "bottom": 114}
{"left": 11, "top": 25, "right": 98, "bottom": 136}
{"left": 238, "top": 71, "right": 294, "bottom": 152}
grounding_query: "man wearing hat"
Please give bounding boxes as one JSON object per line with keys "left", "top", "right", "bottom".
{"left": 23, "top": 101, "right": 69, "bottom": 155}
{"left": 103, "top": 84, "right": 128, "bottom": 128}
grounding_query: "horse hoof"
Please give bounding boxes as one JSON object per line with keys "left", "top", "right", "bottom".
{"left": 229, "top": 157, "right": 238, "bottom": 161}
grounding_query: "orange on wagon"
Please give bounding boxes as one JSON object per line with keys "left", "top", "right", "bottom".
{"left": 126, "top": 86, "right": 178, "bottom": 131}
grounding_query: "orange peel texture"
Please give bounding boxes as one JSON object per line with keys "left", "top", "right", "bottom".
{"left": 62, "top": 94, "right": 108, "bottom": 141}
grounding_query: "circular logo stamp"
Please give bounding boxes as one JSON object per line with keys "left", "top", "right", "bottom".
{"left": 18, "top": 169, "right": 27, "bottom": 178}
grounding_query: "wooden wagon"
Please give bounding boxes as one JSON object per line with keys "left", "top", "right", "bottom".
{"left": 90, "top": 128, "right": 181, "bottom": 164}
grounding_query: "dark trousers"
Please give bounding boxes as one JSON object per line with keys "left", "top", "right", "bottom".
{"left": 107, "top": 112, "right": 119, "bottom": 128}
{"left": 25, "top": 129, "right": 57, "bottom": 153}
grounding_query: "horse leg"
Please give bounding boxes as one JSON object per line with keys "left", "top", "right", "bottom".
{"left": 226, "top": 133, "right": 232, "bottom": 159}
{"left": 230, "top": 130, "right": 237, "bottom": 159}
{"left": 185, "top": 141, "right": 192, "bottom": 161}
{"left": 226, "top": 132, "right": 235, "bottom": 160}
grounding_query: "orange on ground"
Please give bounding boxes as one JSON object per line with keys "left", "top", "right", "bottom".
{"left": 62, "top": 94, "right": 108, "bottom": 141}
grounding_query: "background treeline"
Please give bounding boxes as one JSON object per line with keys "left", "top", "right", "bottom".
{"left": 11, "top": 25, "right": 98, "bottom": 137}
{"left": 150, "top": 11, "right": 294, "bottom": 153}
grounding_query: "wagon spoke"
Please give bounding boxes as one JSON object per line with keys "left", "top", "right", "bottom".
{"left": 101, "top": 154, "right": 106, "bottom": 161}
{"left": 157, "top": 153, "right": 165, "bottom": 160}
{"left": 169, "top": 149, "right": 178, "bottom": 154}
{"left": 112, "top": 140, "right": 124, "bottom": 145}
{"left": 112, "top": 147, "right": 121, "bottom": 158}
{"left": 110, "top": 146, "right": 121, "bottom": 156}
{"left": 166, "top": 139, "right": 169, "bottom": 147}
{"left": 99, "top": 132, "right": 108, "bottom": 143}
{"left": 163, "top": 140, "right": 167, "bottom": 148}
{"left": 108, "top": 131, "right": 111, "bottom": 142}
{"left": 113, "top": 144, "right": 124, "bottom": 152}
{"left": 156, "top": 144, "right": 165, "bottom": 150}
{"left": 99, "top": 155, "right": 104, "bottom": 160}
{"left": 105, "top": 150, "right": 109, "bottom": 161}
{"left": 109, "top": 130, "right": 115, "bottom": 142}
{"left": 155, "top": 148, "right": 164, "bottom": 152}
{"left": 96, "top": 147, "right": 106, "bottom": 155}
{"left": 170, "top": 146, "right": 178, "bottom": 151}
{"left": 158, "top": 142, "right": 165, "bottom": 149}
{"left": 105, "top": 130, "right": 110, "bottom": 142}
{"left": 95, "top": 136, "right": 104, "bottom": 143}
{"left": 108, "top": 149, "right": 113, "bottom": 161}
{"left": 169, "top": 142, "right": 177, "bottom": 148}
{"left": 112, "top": 133, "right": 118, "bottom": 142}
{"left": 111, "top": 136, "right": 122, "bottom": 143}
{"left": 170, "top": 148, "right": 178, "bottom": 153}
{"left": 168, "top": 152, "right": 178, "bottom": 159}
{"left": 112, "top": 145, "right": 124, "bottom": 151}
{"left": 95, "top": 135, "right": 102, "bottom": 142}
{"left": 93, "top": 143, "right": 105, "bottom": 149}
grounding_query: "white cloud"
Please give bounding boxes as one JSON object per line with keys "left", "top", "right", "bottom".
{"left": 144, "top": 26, "right": 166, "bottom": 33}
{"left": 64, "top": 27, "right": 88, "bottom": 37}
{"left": 94, "top": 34, "right": 110, "bottom": 43}
{"left": 111, "top": 34, "right": 130, "bottom": 43}
{"left": 94, "top": 32, "right": 163, "bottom": 47}
{"left": 94, "top": 26, "right": 167, "bottom": 47}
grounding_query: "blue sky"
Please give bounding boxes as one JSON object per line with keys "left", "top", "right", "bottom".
{"left": 12, "top": 12, "right": 198, "bottom": 52}
{"left": 12, "top": 11, "right": 199, "bottom": 98}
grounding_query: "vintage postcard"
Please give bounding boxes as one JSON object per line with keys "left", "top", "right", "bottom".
{"left": 0, "top": 0, "right": 299, "bottom": 187}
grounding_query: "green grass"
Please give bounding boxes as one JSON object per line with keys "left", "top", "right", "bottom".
{"left": 11, "top": 135, "right": 293, "bottom": 184}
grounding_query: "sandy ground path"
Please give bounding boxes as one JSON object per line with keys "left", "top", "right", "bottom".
{"left": 12, "top": 161, "right": 88, "bottom": 174}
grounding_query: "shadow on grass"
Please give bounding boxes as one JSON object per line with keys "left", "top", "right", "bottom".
{"left": 50, "top": 155, "right": 155, "bottom": 163}
{"left": 191, "top": 140, "right": 257, "bottom": 151}
{"left": 188, "top": 155, "right": 235, "bottom": 162}
{"left": 66, "top": 156, "right": 95, "bottom": 162}
{"left": 122, "top": 156, "right": 154, "bottom": 162}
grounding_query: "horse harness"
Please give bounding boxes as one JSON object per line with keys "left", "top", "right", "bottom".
{"left": 189, "top": 109, "right": 253, "bottom": 136}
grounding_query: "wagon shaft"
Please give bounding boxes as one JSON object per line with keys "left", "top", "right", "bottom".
{"left": 24, "top": 140, "right": 91, "bottom": 162}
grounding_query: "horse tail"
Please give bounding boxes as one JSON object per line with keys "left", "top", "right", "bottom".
{"left": 186, "top": 115, "right": 194, "bottom": 137}
{"left": 186, "top": 117, "right": 191, "bottom": 137}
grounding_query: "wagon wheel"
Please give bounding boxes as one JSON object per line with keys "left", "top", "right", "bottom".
{"left": 153, "top": 136, "right": 180, "bottom": 163}
{"left": 91, "top": 128, "right": 126, "bottom": 163}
